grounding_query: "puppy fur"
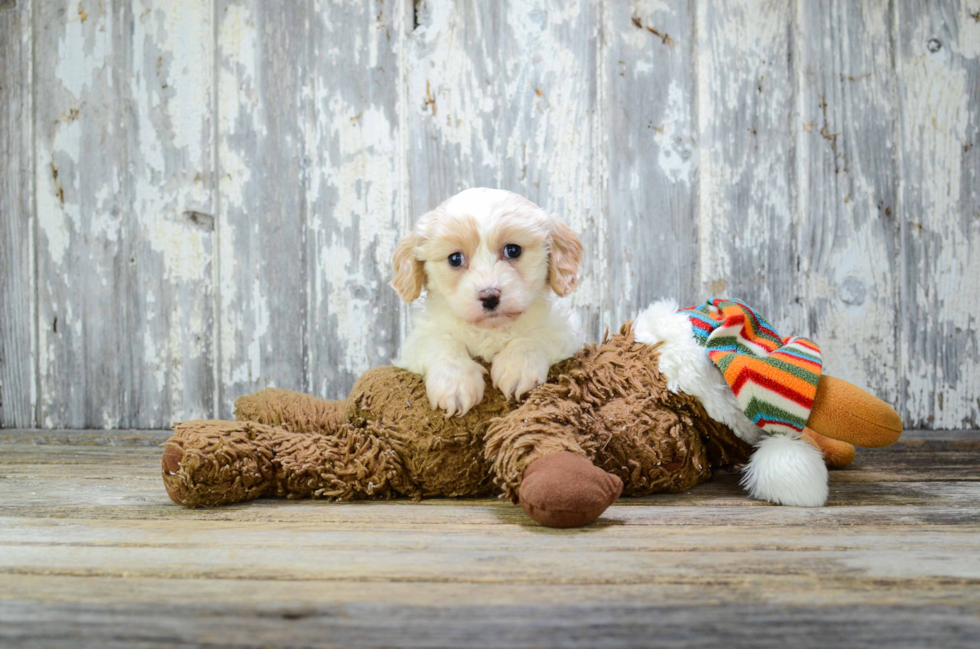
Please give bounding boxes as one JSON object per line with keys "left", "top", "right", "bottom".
{"left": 391, "top": 188, "right": 584, "bottom": 416}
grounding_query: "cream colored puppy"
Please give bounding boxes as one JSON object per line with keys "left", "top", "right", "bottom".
{"left": 391, "top": 188, "right": 584, "bottom": 416}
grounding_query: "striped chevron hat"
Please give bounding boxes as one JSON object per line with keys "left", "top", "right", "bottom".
{"left": 678, "top": 298, "right": 823, "bottom": 435}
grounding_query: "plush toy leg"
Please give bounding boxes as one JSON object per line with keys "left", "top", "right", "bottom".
{"left": 801, "top": 427, "right": 856, "bottom": 468}
{"left": 162, "top": 420, "right": 281, "bottom": 507}
{"left": 807, "top": 375, "right": 903, "bottom": 448}
{"left": 163, "top": 418, "right": 412, "bottom": 507}
{"left": 518, "top": 452, "right": 623, "bottom": 528}
{"left": 234, "top": 387, "right": 348, "bottom": 434}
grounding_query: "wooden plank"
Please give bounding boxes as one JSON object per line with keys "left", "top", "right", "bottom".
{"left": 602, "top": 0, "right": 700, "bottom": 324}
{"left": 0, "top": 429, "right": 171, "bottom": 446}
{"left": 696, "top": 1, "right": 800, "bottom": 327}
{"left": 4, "top": 461, "right": 980, "bottom": 510}
{"left": 4, "top": 476, "right": 980, "bottom": 523}
{"left": 406, "top": 0, "right": 604, "bottom": 339}
{"left": 306, "top": 0, "right": 404, "bottom": 400}
{"left": 5, "top": 571, "right": 980, "bottom": 610}
{"left": 3, "top": 511, "right": 979, "bottom": 551}
{"left": 5, "top": 498, "right": 980, "bottom": 529}
{"left": 896, "top": 0, "right": 980, "bottom": 429}
{"left": 796, "top": 0, "right": 902, "bottom": 407}
{"left": 1, "top": 518, "right": 978, "bottom": 583}
{"left": 33, "top": 0, "right": 215, "bottom": 428}
{"left": 1, "top": 599, "right": 977, "bottom": 649}
{"left": 215, "top": 1, "right": 310, "bottom": 417}
{"left": 0, "top": 0, "right": 34, "bottom": 428}
{"left": 4, "top": 441, "right": 980, "bottom": 484}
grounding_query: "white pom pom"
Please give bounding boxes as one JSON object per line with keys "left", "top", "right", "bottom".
{"left": 741, "top": 433, "right": 829, "bottom": 506}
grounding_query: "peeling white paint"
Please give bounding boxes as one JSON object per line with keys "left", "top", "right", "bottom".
{"left": 316, "top": 102, "right": 399, "bottom": 373}
{"left": 698, "top": 0, "right": 797, "bottom": 304}
{"left": 898, "top": 5, "right": 980, "bottom": 427}
{"left": 654, "top": 81, "right": 696, "bottom": 185}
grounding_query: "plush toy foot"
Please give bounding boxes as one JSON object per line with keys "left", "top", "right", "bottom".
{"left": 801, "top": 427, "right": 856, "bottom": 469}
{"left": 162, "top": 445, "right": 189, "bottom": 505}
{"left": 808, "top": 375, "right": 903, "bottom": 448}
{"left": 162, "top": 421, "right": 277, "bottom": 508}
{"left": 518, "top": 452, "right": 623, "bottom": 528}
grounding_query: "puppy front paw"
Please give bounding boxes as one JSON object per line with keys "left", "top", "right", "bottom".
{"left": 491, "top": 349, "right": 550, "bottom": 401}
{"left": 426, "top": 360, "right": 487, "bottom": 417}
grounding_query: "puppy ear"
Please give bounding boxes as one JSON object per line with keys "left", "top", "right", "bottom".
{"left": 547, "top": 219, "right": 583, "bottom": 297}
{"left": 390, "top": 232, "right": 426, "bottom": 302}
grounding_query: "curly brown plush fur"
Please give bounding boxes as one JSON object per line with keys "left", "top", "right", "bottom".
{"left": 162, "top": 324, "right": 751, "bottom": 515}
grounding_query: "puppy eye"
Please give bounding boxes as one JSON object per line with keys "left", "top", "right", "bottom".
{"left": 503, "top": 244, "right": 522, "bottom": 259}
{"left": 448, "top": 252, "right": 465, "bottom": 268}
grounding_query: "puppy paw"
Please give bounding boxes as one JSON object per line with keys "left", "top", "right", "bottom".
{"left": 491, "top": 349, "right": 549, "bottom": 400}
{"left": 426, "top": 360, "right": 487, "bottom": 416}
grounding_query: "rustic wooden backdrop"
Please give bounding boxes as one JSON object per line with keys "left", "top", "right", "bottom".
{"left": 1, "top": 0, "right": 978, "bottom": 430}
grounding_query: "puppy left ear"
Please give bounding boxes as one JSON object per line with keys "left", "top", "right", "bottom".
{"left": 390, "top": 232, "right": 426, "bottom": 302}
{"left": 547, "top": 219, "right": 583, "bottom": 297}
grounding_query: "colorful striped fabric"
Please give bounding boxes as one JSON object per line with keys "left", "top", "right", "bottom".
{"left": 678, "top": 298, "right": 823, "bottom": 435}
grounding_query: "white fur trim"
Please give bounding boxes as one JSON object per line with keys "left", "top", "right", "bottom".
{"left": 633, "top": 299, "right": 760, "bottom": 444}
{"left": 740, "top": 433, "right": 829, "bottom": 506}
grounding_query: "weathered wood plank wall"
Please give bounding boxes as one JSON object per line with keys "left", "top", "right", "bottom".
{"left": 0, "top": 0, "right": 34, "bottom": 428}
{"left": 30, "top": 0, "right": 216, "bottom": 428}
{"left": 1, "top": 0, "right": 978, "bottom": 429}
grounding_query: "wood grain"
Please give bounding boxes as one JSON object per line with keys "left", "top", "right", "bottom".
{"left": 1, "top": 600, "right": 976, "bottom": 649}
{"left": 796, "top": 0, "right": 902, "bottom": 407}
{"left": 306, "top": 0, "right": 404, "bottom": 400}
{"left": 696, "top": 0, "right": 799, "bottom": 327}
{"left": 215, "top": 1, "right": 309, "bottom": 417}
{"left": 0, "top": 0, "right": 34, "bottom": 428}
{"left": 33, "top": 0, "right": 215, "bottom": 428}
{"left": 0, "top": 429, "right": 978, "bottom": 647}
{"left": 603, "top": 0, "right": 700, "bottom": 322}
{"left": 896, "top": 0, "right": 980, "bottom": 429}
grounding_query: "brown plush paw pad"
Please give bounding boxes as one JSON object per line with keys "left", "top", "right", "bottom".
{"left": 519, "top": 452, "right": 623, "bottom": 528}
{"left": 161, "top": 445, "right": 187, "bottom": 505}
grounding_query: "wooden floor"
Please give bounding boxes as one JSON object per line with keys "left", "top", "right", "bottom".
{"left": 1, "top": 430, "right": 978, "bottom": 648}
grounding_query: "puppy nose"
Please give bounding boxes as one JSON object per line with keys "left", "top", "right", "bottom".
{"left": 479, "top": 288, "right": 501, "bottom": 311}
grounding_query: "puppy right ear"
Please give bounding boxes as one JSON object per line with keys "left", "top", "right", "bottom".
{"left": 390, "top": 232, "right": 426, "bottom": 302}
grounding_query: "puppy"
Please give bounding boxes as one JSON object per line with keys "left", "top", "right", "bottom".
{"left": 391, "top": 188, "right": 584, "bottom": 416}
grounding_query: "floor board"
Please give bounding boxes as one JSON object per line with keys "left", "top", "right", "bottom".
{"left": 0, "top": 429, "right": 978, "bottom": 648}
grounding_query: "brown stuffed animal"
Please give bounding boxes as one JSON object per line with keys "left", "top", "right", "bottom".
{"left": 162, "top": 323, "right": 902, "bottom": 528}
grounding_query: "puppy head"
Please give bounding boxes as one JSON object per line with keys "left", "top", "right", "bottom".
{"left": 390, "top": 188, "right": 583, "bottom": 328}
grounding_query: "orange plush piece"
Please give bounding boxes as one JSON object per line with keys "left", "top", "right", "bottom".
{"left": 797, "top": 375, "right": 904, "bottom": 469}
{"left": 808, "top": 375, "right": 904, "bottom": 449}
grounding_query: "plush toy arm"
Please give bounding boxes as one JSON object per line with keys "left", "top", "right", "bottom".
{"left": 806, "top": 375, "right": 903, "bottom": 448}
{"left": 234, "top": 387, "right": 347, "bottom": 435}
{"left": 486, "top": 396, "right": 622, "bottom": 528}
{"left": 484, "top": 400, "right": 591, "bottom": 503}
